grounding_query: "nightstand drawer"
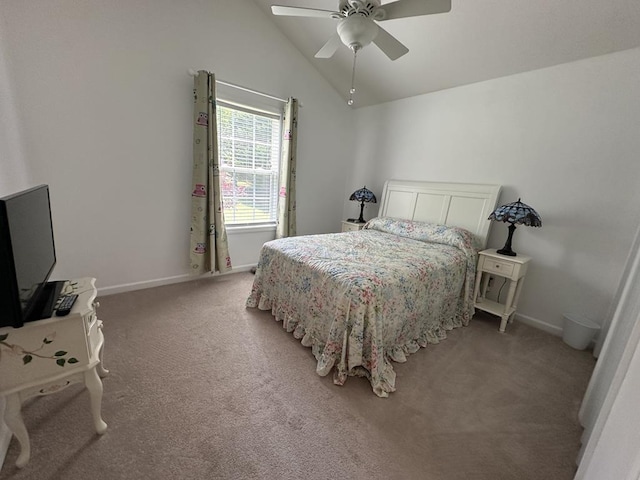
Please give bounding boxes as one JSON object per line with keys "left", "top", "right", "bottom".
{"left": 341, "top": 221, "right": 364, "bottom": 232}
{"left": 483, "top": 259, "right": 514, "bottom": 277}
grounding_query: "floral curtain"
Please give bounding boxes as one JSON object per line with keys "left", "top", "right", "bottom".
{"left": 190, "top": 71, "right": 232, "bottom": 274}
{"left": 276, "top": 97, "right": 299, "bottom": 239}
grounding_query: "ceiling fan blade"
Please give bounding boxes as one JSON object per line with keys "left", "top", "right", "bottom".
{"left": 379, "top": 0, "right": 451, "bottom": 21}
{"left": 315, "top": 34, "right": 341, "bottom": 59}
{"left": 271, "top": 5, "right": 335, "bottom": 19}
{"left": 372, "top": 26, "right": 409, "bottom": 60}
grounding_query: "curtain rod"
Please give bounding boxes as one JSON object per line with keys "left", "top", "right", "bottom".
{"left": 188, "top": 68, "right": 289, "bottom": 104}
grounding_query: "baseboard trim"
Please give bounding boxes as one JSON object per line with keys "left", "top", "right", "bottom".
{"left": 98, "top": 264, "right": 256, "bottom": 297}
{"left": 514, "top": 312, "right": 563, "bottom": 336}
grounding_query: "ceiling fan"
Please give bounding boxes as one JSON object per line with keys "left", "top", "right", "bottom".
{"left": 272, "top": 0, "right": 451, "bottom": 60}
{"left": 271, "top": 0, "right": 452, "bottom": 105}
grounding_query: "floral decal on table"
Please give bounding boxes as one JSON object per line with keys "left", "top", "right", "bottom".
{"left": 0, "top": 332, "right": 79, "bottom": 367}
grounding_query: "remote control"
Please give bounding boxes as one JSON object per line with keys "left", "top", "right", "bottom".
{"left": 55, "top": 294, "right": 78, "bottom": 316}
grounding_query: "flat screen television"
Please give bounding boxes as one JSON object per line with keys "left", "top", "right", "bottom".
{"left": 0, "top": 185, "right": 63, "bottom": 328}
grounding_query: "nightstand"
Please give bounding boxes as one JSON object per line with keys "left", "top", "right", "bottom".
{"left": 341, "top": 220, "right": 365, "bottom": 232}
{"left": 473, "top": 249, "right": 531, "bottom": 333}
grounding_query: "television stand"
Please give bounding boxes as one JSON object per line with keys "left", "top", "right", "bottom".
{"left": 0, "top": 277, "right": 107, "bottom": 468}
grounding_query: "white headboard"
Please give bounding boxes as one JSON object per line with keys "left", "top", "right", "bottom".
{"left": 378, "top": 180, "right": 502, "bottom": 248}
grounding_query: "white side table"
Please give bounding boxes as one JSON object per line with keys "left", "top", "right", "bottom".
{"left": 473, "top": 249, "right": 531, "bottom": 332}
{"left": 0, "top": 277, "right": 107, "bottom": 468}
{"left": 341, "top": 220, "right": 365, "bottom": 232}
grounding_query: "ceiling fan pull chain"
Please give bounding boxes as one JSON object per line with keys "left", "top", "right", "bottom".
{"left": 348, "top": 46, "right": 359, "bottom": 106}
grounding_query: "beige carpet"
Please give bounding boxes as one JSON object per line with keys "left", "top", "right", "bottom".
{"left": 0, "top": 272, "right": 595, "bottom": 480}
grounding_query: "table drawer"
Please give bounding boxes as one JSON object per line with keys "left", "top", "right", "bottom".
{"left": 483, "top": 258, "right": 515, "bottom": 277}
{"left": 341, "top": 222, "right": 363, "bottom": 232}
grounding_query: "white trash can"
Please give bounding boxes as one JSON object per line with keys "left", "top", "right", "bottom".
{"left": 562, "top": 313, "right": 600, "bottom": 350}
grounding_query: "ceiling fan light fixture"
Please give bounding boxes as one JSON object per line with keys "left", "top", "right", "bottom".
{"left": 337, "top": 16, "right": 379, "bottom": 50}
{"left": 339, "top": 15, "right": 377, "bottom": 106}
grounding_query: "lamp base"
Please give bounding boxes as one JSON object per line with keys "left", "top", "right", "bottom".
{"left": 497, "top": 223, "right": 517, "bottom": 256}
{"left": 357, "top": 201, "right": 366, "bottom": 223}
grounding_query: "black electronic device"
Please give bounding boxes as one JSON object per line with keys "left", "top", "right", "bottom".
{"left": 0, "top": 185, "right": 60, "bottom": 328}
{"left": 55, "top": 294, "right": 78, "bottom": 317}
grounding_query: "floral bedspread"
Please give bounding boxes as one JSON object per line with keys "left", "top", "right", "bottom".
{"left": 246, "top": 217, "right": 480, "bottom": 397}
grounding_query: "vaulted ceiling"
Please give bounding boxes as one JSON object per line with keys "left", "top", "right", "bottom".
{"left": 253, "top": 0, "right": 640, "bottom": 108}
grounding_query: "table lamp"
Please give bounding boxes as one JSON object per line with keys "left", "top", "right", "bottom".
{"left": 348, "top": 186, "right": 377, "bottom": 223}
{"left": 488, "top": 198, "right": 542, "bottom": 256}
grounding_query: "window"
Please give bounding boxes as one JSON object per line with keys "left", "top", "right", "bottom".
{"left": 216, "top": 101, "right": 281, "bottom": 226}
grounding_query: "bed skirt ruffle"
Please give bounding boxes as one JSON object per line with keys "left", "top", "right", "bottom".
{"left": 246, "top": 291, "right": 470, "bottom": 398}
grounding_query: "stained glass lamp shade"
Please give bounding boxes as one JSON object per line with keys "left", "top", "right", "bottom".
{"left": 349, "top": 186, "right": 377, "bottom": 223}
{"left": 488, "top": 198, "right": 542, "bottom": 256}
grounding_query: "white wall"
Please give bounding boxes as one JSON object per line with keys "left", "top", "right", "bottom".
{"left": 0, "top": 20, "right": 30, "bottom": 196}
{"left": 0, "top": 0, "right": 355, "bottom": 291}
{"left": 350, "top": 47, "right": 640, "bottom": 332}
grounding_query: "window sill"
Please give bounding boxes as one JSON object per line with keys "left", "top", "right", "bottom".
{"left": 226, "top": 224, "right": 276, "bottom": 234}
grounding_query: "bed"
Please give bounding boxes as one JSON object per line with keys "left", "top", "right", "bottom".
{"left": 246, "top": 180, "right": 501, "bottom": 397}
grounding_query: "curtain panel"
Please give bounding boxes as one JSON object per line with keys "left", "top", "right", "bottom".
{"left": 189, "top": 71, "right": 232, "bottom": 274}
{"left": 276, "top": 97, "right": 299, "bottom": 239}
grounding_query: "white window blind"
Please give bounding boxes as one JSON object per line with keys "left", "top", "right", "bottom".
{"left": 216, "top": 101, "right": 281, "bottom": 225}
